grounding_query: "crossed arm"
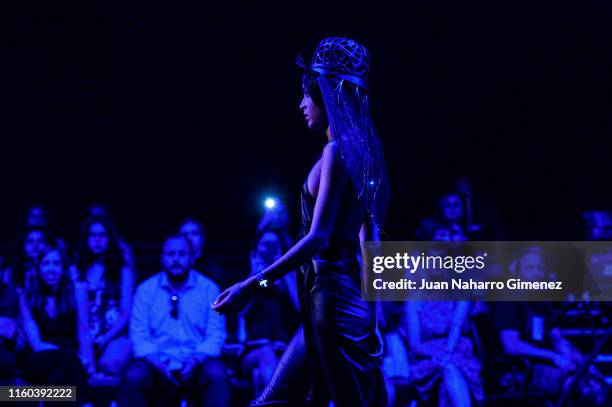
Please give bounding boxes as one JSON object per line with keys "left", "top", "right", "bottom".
{"left": 501, "top": 327, "right": 583, "bottom": 370}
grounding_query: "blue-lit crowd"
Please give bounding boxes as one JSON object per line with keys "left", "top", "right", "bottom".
{"left": 0, "top": 182, "right": 610, "bottom": 406}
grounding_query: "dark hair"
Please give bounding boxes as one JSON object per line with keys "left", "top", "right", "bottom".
{"left": 75, "top": 216, "right": 126, "bottom": 291}
{"left": 179, "top": 218, "right": 207, "bottom": 240}
{"left": 302, "top": 72, "right": 325, "bottom": 108}
{"left": 251, "top": 226, "right": 290, "bottom": 254}
{"left": 86, "top": 203, "right": 112, "bottom": 220}
{"left": 30, "top": 244, "right": 75, "bottom": 318}
{"left": 163, "top": 234, "right": 194, "bottom": 255}
{"left": 436, "top": 189, "right": 469, "bottom": 232}
{"left": 415, "top": 218, "right": 447, "bottom": 240}
{"left": 438, "top": 190, "right": 465, "bottom": 215}
{"left": 12, "top": 226, "right": 52, "bottom": 289}
{"left": 511, "top": 246, "right": 551, "bottom": 280}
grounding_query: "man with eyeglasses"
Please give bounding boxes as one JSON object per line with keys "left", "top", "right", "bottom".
{"left": 119, "top": 235, "right": 229, "bottom": 406}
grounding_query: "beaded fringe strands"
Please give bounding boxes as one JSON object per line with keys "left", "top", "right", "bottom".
{"left": 298, "top": 37, "right": 390, "bottom": 232}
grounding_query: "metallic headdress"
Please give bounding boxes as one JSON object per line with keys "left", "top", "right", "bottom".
{"left": 298, "top": 37, "right": 390, "bottom": 233}
{"left": 310, "top": 37, "right": 369, "bottom": 90}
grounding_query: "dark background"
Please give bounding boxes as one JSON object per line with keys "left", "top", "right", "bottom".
{"left": 2, "top": 1, "right": 611, "bottom": 245}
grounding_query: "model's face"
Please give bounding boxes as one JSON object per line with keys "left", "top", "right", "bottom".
{"left": 162, "top": 238, "right": 192, "bottom": 278}
{"left": 518, "top": 252, "right": 546, "bottom": 281}
{"left": 24, "top": 230, "right": 47, "bottom": 260}
{"left": 300, "top": 94, "right": 327, "bottom": 130}
{"left": 442, "top": 194, "right": 463, "bottom": 222}
{"left": 180, "top": 222, "right": 204, "bottom": 256}
{"left": 88, "top": 222, "right": 109, "bottom": 255}
{"left": 40, "top": 250, "right": 64, "bottom": 288}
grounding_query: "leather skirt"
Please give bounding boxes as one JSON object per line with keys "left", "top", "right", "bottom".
{"left": 252, "top": 255, "right": 387, "bottom": 407}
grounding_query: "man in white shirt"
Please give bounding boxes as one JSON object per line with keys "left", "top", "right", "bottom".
{"left": 119, "top": 235, "right": 229, "bottom": 406}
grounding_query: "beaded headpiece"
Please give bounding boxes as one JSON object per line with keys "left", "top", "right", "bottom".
{"left": 297, "top": 37, "right": 369, "bottom": 90}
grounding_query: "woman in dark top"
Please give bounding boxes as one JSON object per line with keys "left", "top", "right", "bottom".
{"left": 74, "top": 216, "right": 134, "bottom": 377}
{"left": 0, "top": 281, "right": 19, "bottom": 385}
{"left": 19, "top": 244, "right": 92, "bottom": 406}
{"left": 240, "top": 227, "right": 300, "bottom": 397}
{"left": 2, "top": 226, "right": 50, "bottom": 295}
{"left": 213, "top": 38, "right": 390, "bottom": 406}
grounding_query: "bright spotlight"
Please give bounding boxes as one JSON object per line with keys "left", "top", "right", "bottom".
{"left": 264, "top": 197, "right": 277, "bottom": 209}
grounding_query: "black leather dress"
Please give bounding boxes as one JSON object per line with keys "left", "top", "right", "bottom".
{"left": 252, "top": 181, "right": 387, "bottom": 407}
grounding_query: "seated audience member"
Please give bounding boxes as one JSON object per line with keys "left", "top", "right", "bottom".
{"left": 405, "top": 251, "right": 483, "bottom": 407}
{"left": 380, "top": 302, "right": 410, "bottom": 407}
{"left": 257, "top": 200, "right": 289, "bottom": 231}
{"left": 583, "top": 210, "right": 612, "bottom": 241}
{"left": 506, "top": 246, "right": 564, "bottom": 299}
{"left": 257, "top": 200, "right": 293, "bottom": 250}
{"left": 119, "top": 235, "right": 229, "bottom": 407}
{"left": 415, "top": 191, "right": 469, "bottom": 242}
{"left": 3, "top": 227, "right": 50, "bottom": 293}
{"left": 415, "top": 218, "right": 467, "bottom": 242}
{"left": 0, "top": 280, "right": 19, "bottom": 385}
{"left": 238, "top": 227, "right": 299, "bottom": 396}
{"left": 179, "top": 217, "right": 224, "bottom": 286}
{"left": 73, "top": 216, "right": 135, "bottom": 377}
{"left": 25, "top": 205, "right": 48, "bottom": 228}
{"left": 85, "top": 204, "right": 136, "bottom": 269}
{"left": 417, "top": 180, "right": 504, "bottom": 242}
{"left": 493, "top": 247, "right": 608, "bottom": 402}
{"left": 19, "top": 244, "right": 92, "bottom": 405}
{"left": 452, "top": 176, "right": 504, "bottom": 240}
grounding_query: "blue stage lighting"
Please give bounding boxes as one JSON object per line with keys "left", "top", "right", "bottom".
{"left": 264, "top": 197, "right": 277, "bottom": 209}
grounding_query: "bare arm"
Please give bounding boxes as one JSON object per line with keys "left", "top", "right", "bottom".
{"left": 445, "top": 301, "right": 470, "bottom": 354}
{"left": 360, "top": 220, "right": 381, "bottom": 295}
{"left": 0, "top": 283, "right": 18, "bottom": 339}
{"left": 245, "top": 142, "right": 346, "bottom": 288}
{"left": 360, "top": 220, "right": 380, "bottom": 242}
{"left": 549, "top": 328, "right": 583, "bottom": 365}
{"left": 500, "top": 329, "right": 567, "bottom": 366}
{"left": 98, "top": 266, "right": 135, "bottom": 344}
{"left": 405, "top": 302, "right": 435, "bottom": 358}
{"left": 213, "top": 142, "right": 348, "bottom": 313}
{"left": 360, "top": 221, "right": 383, "bottom": 320}
{"left": 19, "top": 291, "right": 57, "bottom": 351}
{"left": 256, "top": 142, "right": 348, "bottom": 283}
{"left": 75, "top": 282, "right": 95, "bottom": 374}
{"left": 0, "top": 317, "right": 16, "bottom": 340}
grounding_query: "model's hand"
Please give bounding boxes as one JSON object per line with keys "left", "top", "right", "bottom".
{"left": 212, "top": 277, "right": 257, "bottom": 315}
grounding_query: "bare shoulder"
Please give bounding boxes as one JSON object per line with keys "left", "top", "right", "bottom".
{"left": 322, "top": 140, "right": 341, "bottom": 157}
{"left": 321, "top": 141, "right": 344, "bottom": 169}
